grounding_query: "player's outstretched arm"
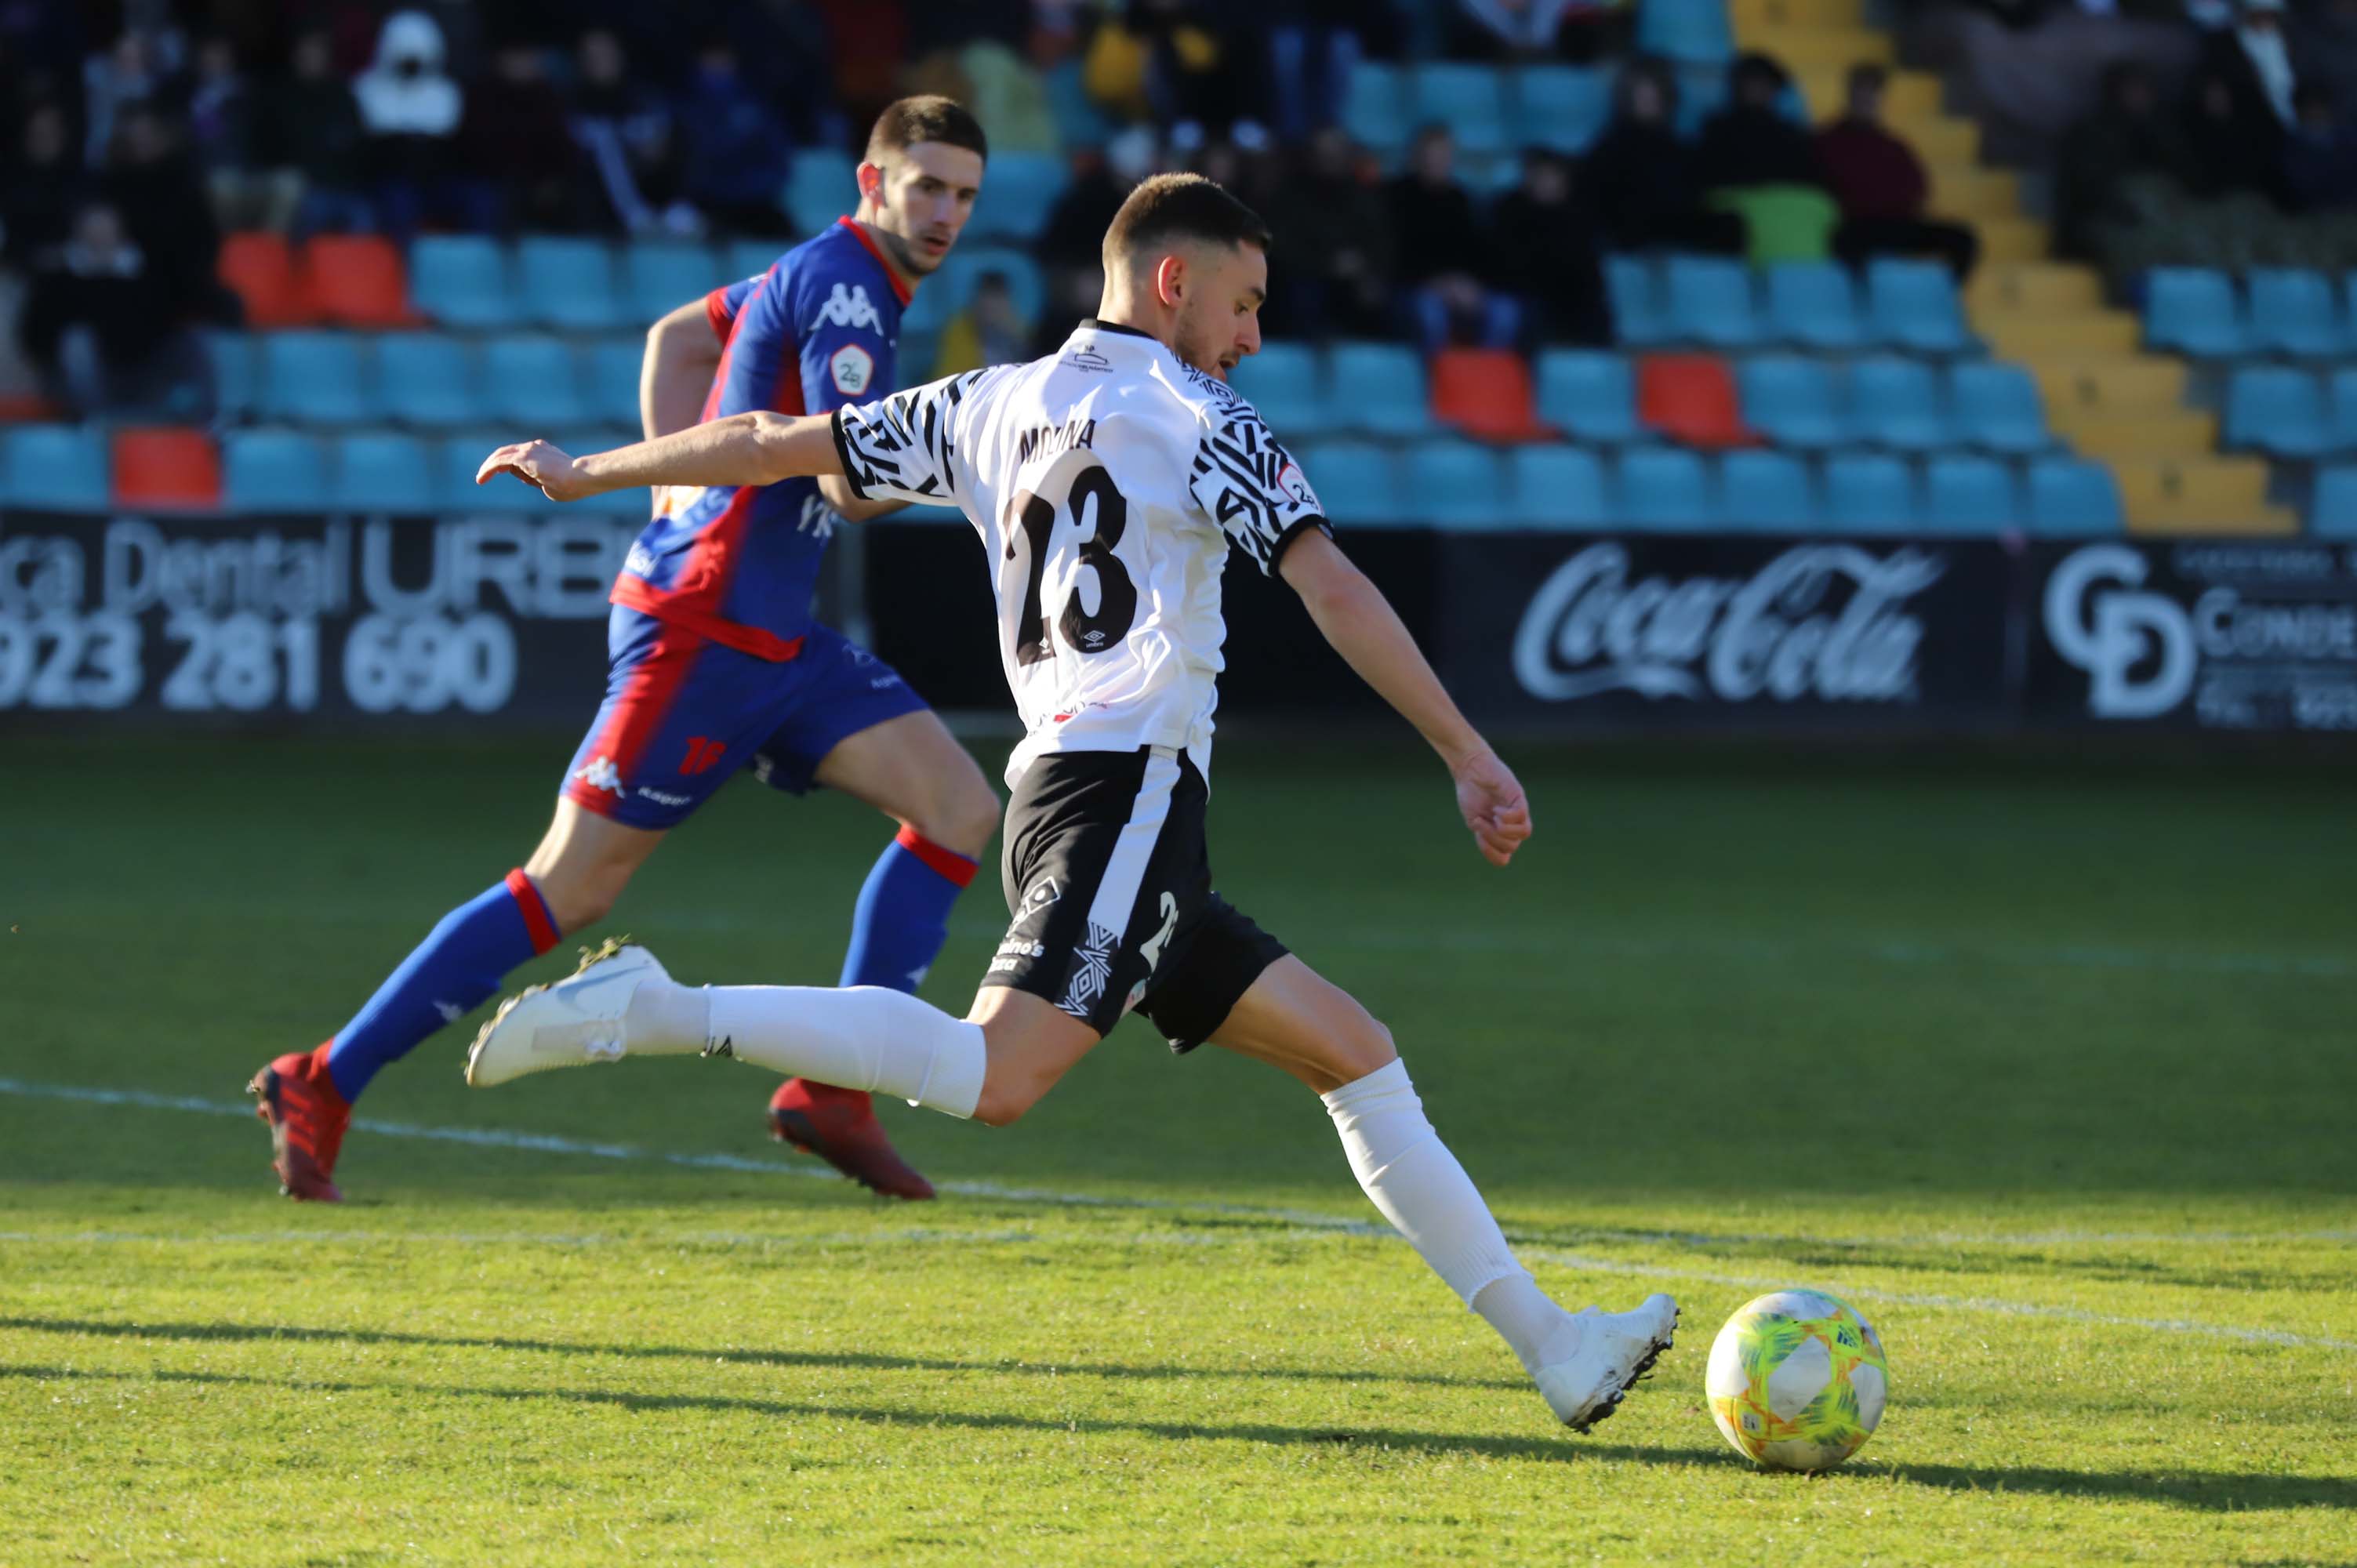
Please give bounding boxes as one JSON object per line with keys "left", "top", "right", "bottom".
{"left": 475, "top": 412, "right": 844, "bottom": 501}
{"left": 1279, "top": 529, "right": 1534, "bottom": 867}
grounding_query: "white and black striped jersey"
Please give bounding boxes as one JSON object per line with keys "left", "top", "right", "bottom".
{"left": 830, "top": 319, "right": 1330, "bottom": 786}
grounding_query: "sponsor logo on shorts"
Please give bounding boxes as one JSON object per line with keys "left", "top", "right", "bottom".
{"left": 636, "top": 785, "right": 693, "bottom": 807}
{"left": 1055, "top": 920, "right": 1122, "bottom": 1021}
{"left": 1019, "top": 877, "right": 1062, "bottom": 917}
{"left": 575, "top": 756, "right": 626, "bottom": 796}
{"left": 680, "top": 735, "right": 728, "bottom": 775}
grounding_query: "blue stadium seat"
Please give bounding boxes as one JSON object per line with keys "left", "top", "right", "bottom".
{"left": 481, "top": 336, "right": 587, "bottom": 426}
{"left": 1406, "top": 439, "right": 1509, "bottom": 528}
{"left": 517, "top": 238, "right": 626, "bottom": 331}
{"left": 260, "top": 331, "right": 376, "bottom": 424}
{"left": 1343, "top": 63, "right": 1409, "bottom": 155}
{"left": 2223, "top": 366, "right": 2333, "bottom": 458}
{"left": 588, "top": 339, "right": 648, "bottom": 427}
{"left": 1326, "top": 342, "right": 1428, "bottom": 437}
{"left": 206, "top": 332, "right": 257, "bottom": 422}
{"left": 377, "top": 334, "right": 481, "bottom": 427}
{"left": 1923, "top": 454, "right": 2021, "bottom": 532}
{"left": 1948, "top": 361, "right": 2049, "bottom": 454}
{"left": 1847, "top": 356, "right": 1950, "bottom": 451}
{"left": 331, "top": 431, "right": 438, "bottom": 512}
{"left": 441, "top": 434, "right": 558, "bottom": 511}
{"left": 2246, "top": 267, "right": 2348, "bottom": 358}
{"left": 1514, "top": 67, "right": 1611, "bottom": 153}
{"left": 409, "top": 235, "right": 518, "bottom": 329}
{"left": 2330, "top": 367, "right": 2357, "bottom": 454}
{"left": 1604, "top": 254, "right": 1669, "bottom": 345}
{"left": 1615, "top": 446, "right": 1712, "bottom": 530}
{"left": 1763, "top": 263, "right": 1866, "bottom": 350}
{"left": 223, "top": 430, "right": 330, "bottom": 513}
{"left": 786, "top": 152, "right": 855, "bottom": 236}
{"left": 624, "top": 242, "right": 727, "bottom": 322}
{"left": 725, "top": 237, "right": 784, "bottom": 285}
{"left": 2142, "top": 267, "right": 2250, "bottom": 357}
{"left": 2025, "top": 457, "right": 2125, "bottom": 534}
{"left": 2313, "top": 464, "right": 2357, "bottom": 535}
{"left": 1229, "top": 342, "right": 1326, "bottom": 437}
{"left": 1716, "top": 448, "right": 1817, "bottom": 529}
{"left": 1865, "top": 260, "right": 1969, "bottom": 354}
{"left": 905, "top": 246, "right": 1046, "bottom": 336}
{"left": 1, "top": 423, "right": 109, "bottom": 509}
{"left": 1738, "top": 355, "right": 1847, "bottom": 449}
{"left": 964, "top": 151, "right": 1066, "bottom": 242}
{"left": 1295, "top": 439, "right": 1401, "bottom": 523}
{"left": 1044, "top": 59, "right": 1110, "bottom": 148}
{"left": 1636, "top": 0, "right": 1734, "bottom": 65}
{"left": 1536, "top": 350, "right": 1641, "bottom": 443}
{"left": 1505, "top": 443, "right": 1610, "bottom": 528}
{"left": 1664, "top": 254, "right": 1761, "bottom": 347}
{"left": 1821, "top": 452, "right": 1919, "bottom": 532}
{"left": 1408, "top": 64, "right": 1509, "bottom": 155}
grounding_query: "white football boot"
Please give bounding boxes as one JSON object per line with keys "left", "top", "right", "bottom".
{"left": 1534, "top": 1293, "right": 1680, "bottom": 1433}
{"left": 466, "top": 939, "right": 672, "bottom": 1087}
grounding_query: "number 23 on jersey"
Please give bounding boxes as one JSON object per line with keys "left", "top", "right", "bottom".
{"left": 1003, "top": 458, "right": 1139, "bottom": 667}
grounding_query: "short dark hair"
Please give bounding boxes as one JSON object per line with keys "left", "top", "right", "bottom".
{"left": 1101, "top": 172, "right": 1272, "bottom": 271}
{"left": 866, "top": 96, "right": 988, "bottom": 165}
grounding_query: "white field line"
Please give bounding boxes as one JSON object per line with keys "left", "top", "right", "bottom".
{"left": 2, "top": 1076, "right": 2352, "bottom": 1356}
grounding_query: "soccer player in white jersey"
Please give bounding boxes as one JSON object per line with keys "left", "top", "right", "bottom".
{"left": 467, "top": 174, "right": 1678, "bottom": 1433}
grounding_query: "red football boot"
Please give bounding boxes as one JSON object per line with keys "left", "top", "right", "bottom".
{"left": 767, "top": 1080, "right": 935, "bottom": 1200}
{"left": 248, "top": 1044, "right": 350, "bottom": 1202}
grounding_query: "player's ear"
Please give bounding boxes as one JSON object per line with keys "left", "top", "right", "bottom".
{"left": 1153, "top": 252, "right": 1186, "bottom": 308}
{"left": 855, "top": 161, "right": 884, "bottom": 209}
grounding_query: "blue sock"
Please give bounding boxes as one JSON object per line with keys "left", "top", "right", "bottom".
{"left": 839, "top": 827, "right": 978, "bottom": 993}
{"left": 325, "top": 869, "right": 560, "bottom": 1102}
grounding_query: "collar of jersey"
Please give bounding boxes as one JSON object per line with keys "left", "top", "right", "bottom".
{"left": 1077, "top": 317, "right": 1160, "bottom": 344}
{"left": 834, "top": 217, "right": 915, "bottom": 307}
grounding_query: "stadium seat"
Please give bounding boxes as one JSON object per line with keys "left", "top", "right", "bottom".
{"left": 963, "top": 151, "right": 1066, "bottom": 242}
{"left": 1342, "top": 63, "right": 1409, "bottom": 155}
{"left": 259, "top": 332, "right": 377, "bottom": 425}
{"left": 1229, "top": 342, "right": 1325, "bottom": 436}
{"left": 2312, "top": 464, "right": 2357, "bottom": 535}
{"left": 725, "top": 237, "right": 785, "bottom": 284}
{"left": 223, "top": 430, "right": 330, "bottom": 514}
{"left": 1327, "top": 343, "right": 1429, "bottom": 437}
{"left": 1535, "top": 350, "right": 1641, "bottom": 443}
{"left": 1636, "top": 0, "right": 1735, "bottom": 65}
{"left": 377, "top": 334, "right": 483, "bottom": 427}
{"left": 217, "top": 231, "right": 314, "bottom": 328}
{"left": 1044, "top": 59, "right": 1110, "bottom": 148}
{"left": 1505, "top": 443, "right": 1610, "bottom": 528}
{"left": 2025, "top": 456, "right": 2126, "bottom": 535}
{"left": 1923, "top": 454, "right": 2021, "bottom": 532}
{"left": 516, "top": 238, "right": 626, "bottom": 331}
{"left": 588, "top": 339, "right": 648, "bottom": 428}
{"left": 331, "top": 431, "right": 438, "bottom": 512}
{"left": 1615, "top": 447, "right": 1713, "bottom": 529}
{"left": 206, "top": 332, "right": 257, "bottom": 423}
{"left": 303, "top": 235, "right": 415, "bottom": 328}
{"left": 1637, "top": 354, "right": 1751, "bottom": 448}
{"left": 1664, "top": 255, "right": 1762, "bottom": 347}
{"left": 786, "top": 152, "right": 855, "bottom": 234}
{"left": 2223, "top": 367, "right": 2333, "bottom": 458}
{"left": 1948, "top": 361, "right": 2049, "bottom": 454}
{"left": 906, "top": 245, "right": 1046, "bottom": 336}
{"left": 2330, "top": 368, "right": 2357, "bottom": 453}
{"left": 1716, "top": 448, "right": 1818, "bottom": 530}
{"left": 0, "top": 424, "right": 110, "bottom": 510}
{"left": 1605, "top": 254, "right": 1669, "bottom": 345}
{"left": 1404, "top": 439, "right": 1509, "bottom": 528}
{"left": 1763, "top": 262, "right": 1866, "bottom": 349}
{"left": 1408, "top": 64, "right": 1509, "bottom": 155}
{"left": 2142, "top": 267, "right": 2250, "bottom": 358}
{"left": 1848, "top": 356, "right": 1949, "bottom": 451}
{"left": 1865, "top": 260, "right": 1969, "bottom": 354}
{"left": 2246, "top": 268, "right": 2348, "bottom": 357}
{"left": 1820, "top": 451, "right": 1917, "bottom": 532}
{"left": 112, "top": 427, "right": 222, "bottom": 510}
{"left": 1294, "top": 439, "right": 1401, "bottom": 522}
{"left": 1738, "top": 355, "right": 1847, "bottom": 449}
{"left": 409, "top": 236, "right": 518, "bottom": 329}
{"left": 1514, "top": 66, "right": 1611, "bottom": 153}
{"left": 624, "top": 242, "right": 727, "bottom": 323}
{"left": 1430, "top": 348, "right": 1549, "bottom": 441}
{"left": 481, "top": 336, "right": 587, "bottom": 426}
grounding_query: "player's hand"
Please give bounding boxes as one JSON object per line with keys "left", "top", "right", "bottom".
{"left": 476, "top": 440, "right": 595, "bottom": 501}
{"left": 1451, "top": 747, "right": 1534, "bottom": 868}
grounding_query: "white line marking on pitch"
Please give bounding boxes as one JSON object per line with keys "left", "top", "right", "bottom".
{"left": 2, "top": 1076, "right": 2350, "bottom": 1355}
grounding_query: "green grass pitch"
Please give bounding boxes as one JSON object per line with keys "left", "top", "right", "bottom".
{"left": 3, "top": 733, "right": 2354, "bottom": 1565}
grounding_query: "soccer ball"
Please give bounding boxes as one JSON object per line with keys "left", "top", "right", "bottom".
{"left": 1705, "top": 1290, "right": 1888, "bottom": 1472}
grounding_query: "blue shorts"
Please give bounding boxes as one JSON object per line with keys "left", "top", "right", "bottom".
{"left": 561, "top": 608, "right": 931, "bottom": 829}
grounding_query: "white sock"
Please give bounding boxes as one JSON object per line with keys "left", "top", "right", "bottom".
{"left": 1321, "top": 1057, "right": 1578, "bottom": 1374}
{"left": 666, "top": 983, "right": 989, "bottom": 1119}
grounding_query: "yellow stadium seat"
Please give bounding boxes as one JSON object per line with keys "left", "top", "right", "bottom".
{"left": 1978, "top": 309, "right": 2144, "bottom": 357}
{"left": 2111, "top": 457, "right": 2291, "bottom": 533}
{"left": 2046, "top": 409, "right": 2218, "bottom": 460}
{"left": 2025, "top": 357, "right": 2190, "bottom": 413}
{"left": 1968, "top": 262, "right": 2103, "bottom": 315}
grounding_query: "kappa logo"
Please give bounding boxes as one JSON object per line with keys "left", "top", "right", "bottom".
{"left": 434, "top": 1000, "right": 465, "bottom": 1025}
{"left": 680, "top": 735, "right": 728, "bottom": 775}
{"left": 574, "top": 756, "right": 626, "bottom": 796}
{"left": 829, "top": 343, "right": 874, "bottom": 394}
{"left": 816, "top": 282, "right": 884, "bottom": 333}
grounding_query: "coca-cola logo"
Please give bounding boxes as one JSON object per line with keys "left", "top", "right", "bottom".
{"left": 1512, "top": 543, "right": 1945, "bottom": 704}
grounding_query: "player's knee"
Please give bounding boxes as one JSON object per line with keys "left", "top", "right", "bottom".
{"left": 533, "top": 864, "right": 630, "bottom": 932}
{"left": 970, "top": 1076, "right": 1037, "bottom": 1128}
{"left": 924, "top": 779, "right": 1001, "bottom": 861}
{"left": 1324, "top": 1014, "right": 1400, "bottom": 1087}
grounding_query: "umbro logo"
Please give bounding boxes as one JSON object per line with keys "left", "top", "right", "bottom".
{"left": 575, "top": 757, "right": 626, "bottom": 796}
{"left": 816, "top": 282, "right": 884, "bottom": 332}
{"left": 1020, "top": 877, "right": 1062, "bottom": 916}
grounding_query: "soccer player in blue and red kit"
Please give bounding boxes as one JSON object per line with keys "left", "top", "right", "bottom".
{"left": 249, "top": 97, "right": 999, "bottom": 1202}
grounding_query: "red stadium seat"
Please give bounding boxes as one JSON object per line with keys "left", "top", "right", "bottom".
{"left": 302, "top": 234, "right": 418, "bottom": 328}
{"left": 1636, "top": 354, "right": 1753, "bottom": 449}
{"left": 1429, "top": 348, "right": 1553, "bottom": 442}
{"left": 113, "top": 426, "right": 223, "bottom": 510}
{"left": 217, "top": 232, "right": 315, "bottom": 328}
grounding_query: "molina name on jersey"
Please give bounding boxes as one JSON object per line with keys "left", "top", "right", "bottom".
{"left": 830, "top": 319, "right": 1330, "bottom": 786}
{"left": 612, "top": 217, "right": 911, "bottom": 660}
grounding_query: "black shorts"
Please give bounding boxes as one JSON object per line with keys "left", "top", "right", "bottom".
{"left": 981, "top": 746, "right": 1289, "bottom": 1052}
